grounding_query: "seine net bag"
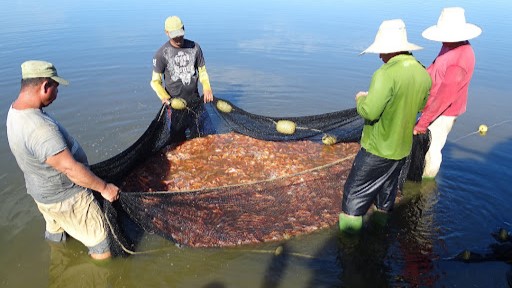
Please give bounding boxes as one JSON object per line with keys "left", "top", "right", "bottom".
{"left": 90, "top": 97, "right": 426, "bottom": 253}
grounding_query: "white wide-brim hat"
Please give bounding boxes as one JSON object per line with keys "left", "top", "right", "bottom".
{"left": 422, "top": 7, "right": 482, "bottom": 42}
{"left": 362, "top": 19, "right": 422, "bottom": 54}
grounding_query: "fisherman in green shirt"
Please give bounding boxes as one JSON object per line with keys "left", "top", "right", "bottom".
{"left": 339, "top": 19, "right": 432, "bottom": 233}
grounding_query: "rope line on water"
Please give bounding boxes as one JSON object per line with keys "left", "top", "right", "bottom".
{"left": 234, "top": 248, "right": 315, "bottom": 259}
{"left": 452, "top": 119, "right": 512, "bottom": 142}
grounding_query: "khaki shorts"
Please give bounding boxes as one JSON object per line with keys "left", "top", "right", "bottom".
{"left": 35, "top": 190, "right": 109, "bottom": 254}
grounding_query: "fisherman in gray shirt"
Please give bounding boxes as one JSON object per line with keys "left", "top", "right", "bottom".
{"left": 6, "top": 60, "right": 119, "bottom": 260}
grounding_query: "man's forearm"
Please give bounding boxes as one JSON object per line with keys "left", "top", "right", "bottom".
{"left": 150, "top": 71, "right": 171, "bottom": 101}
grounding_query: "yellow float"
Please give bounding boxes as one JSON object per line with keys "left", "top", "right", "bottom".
{"left": 170, "top": 98, "right": 187, "bottom": 110}
{"left": 276, "top": 120, "right": 296, "bottom": 135}
{"left": 322, "top": 134, "right": 337, "bottom": 145}
{"left": 216, "top": 100, "right": 233, "bottom": 113}
{"left": 478, "top": 124, "right": 488, "bottom": 136}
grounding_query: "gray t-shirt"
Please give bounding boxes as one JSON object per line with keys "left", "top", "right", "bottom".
{"left": 6, "top": 106, "right": 88, "bottom": 204}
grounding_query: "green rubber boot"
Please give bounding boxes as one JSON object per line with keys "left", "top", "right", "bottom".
{"left": 370, "top": 210, "right": 389, "bottom": 227}
{"left": 339, "top": 213, "right": 363, "bottom": 234}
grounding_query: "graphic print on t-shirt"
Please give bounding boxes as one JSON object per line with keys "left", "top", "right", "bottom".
{"left": 164, "top": 48, "right": 194, "bottom": 86}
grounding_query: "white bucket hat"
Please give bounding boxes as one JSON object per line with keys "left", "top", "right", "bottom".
{"left": 361, "top": 19, "right": 422, "bottom": 54}
{"left": 422, "top": 7, "right": 482, "bottom": 42}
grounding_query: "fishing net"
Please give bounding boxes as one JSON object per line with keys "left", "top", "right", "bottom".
{"left": 406, "top": 132, "right": 431, "bottom": 182}
{"left": 90, "top": 97, "right": 425, "bottom": 253}
{"left": 211, "top": 98, "right": 363, "bottom": 143}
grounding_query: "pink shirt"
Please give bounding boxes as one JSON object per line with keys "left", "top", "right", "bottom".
{"left": 415, "top": 42, "right": 476, "bottom": 132}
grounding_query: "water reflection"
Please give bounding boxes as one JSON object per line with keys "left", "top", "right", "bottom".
{"left": 391, "top": 180, "right": 440, "bottom": 286}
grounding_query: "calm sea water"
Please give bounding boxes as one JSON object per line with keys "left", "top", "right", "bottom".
{"left": 1, "top": 0, "right": 511, "bottom": 287}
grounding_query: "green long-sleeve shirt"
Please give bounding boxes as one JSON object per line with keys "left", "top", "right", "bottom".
{"left": 357, "top": 54, "right": 431, "bottom": 160}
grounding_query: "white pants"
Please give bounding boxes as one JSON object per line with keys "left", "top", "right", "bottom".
{"left": 423, "top": 115, "right": 457, "bottom": 178}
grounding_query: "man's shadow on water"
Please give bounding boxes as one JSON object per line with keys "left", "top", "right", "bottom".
{"left": 441, "top": 136, "right": 512, "bottom": 286}
{"left": 257, "top": 161, "right": 460, "bottom": 287}
{"left": 259, "top": 222, "right": 396, "bottom": 288}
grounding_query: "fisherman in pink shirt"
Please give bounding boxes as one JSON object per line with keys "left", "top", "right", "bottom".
{"left": 414, "top": 7, "right": 482, "bottom": 178}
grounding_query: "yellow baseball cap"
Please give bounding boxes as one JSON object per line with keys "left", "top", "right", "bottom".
{"left": 21, "top": 60, "right": 69, "bottom": 85}
{"left": 165, "top": 16, "right": 185, "bottom": 38}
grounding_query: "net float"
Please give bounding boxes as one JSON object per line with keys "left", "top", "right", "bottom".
{"left": 276, "top": 120, "right": 296, "bottom": 135}
{"left": 498, "top": 228, "right": 509, "bottom": 241}
{"left": 274, "top": 246, "right": 283, "bottom": 256}
{"left": 216, "top": 100, "right": 233, "bottom": 113}
{"left": 322, "top": 134, "right": 337, "bottom": 145}
{"left": 462, "top": 250, "right": 471, "bottom": 261}
{"left": 478, "top": 124, "right": 488, "bottom": 136}
{"left": 170, "top": 98, "right": 187, "bottom": 110}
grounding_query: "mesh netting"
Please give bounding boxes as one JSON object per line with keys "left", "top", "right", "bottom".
{"left": 211, "top": 98, "right": 363, "bottom": 143}
{"left": 119, "top": 155, "right": 355, "bottom": 248}
{"left": 91, "top": 107, "right": 173, "bottom": 255}
{"left": 90, "top": 97, "right": 426, "bottom": 253}
{"left": 407, "top": 132, "right": 431, "bottom": 182}
{"left": 91, "top": 107, "right": 171, "bottom": 184}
